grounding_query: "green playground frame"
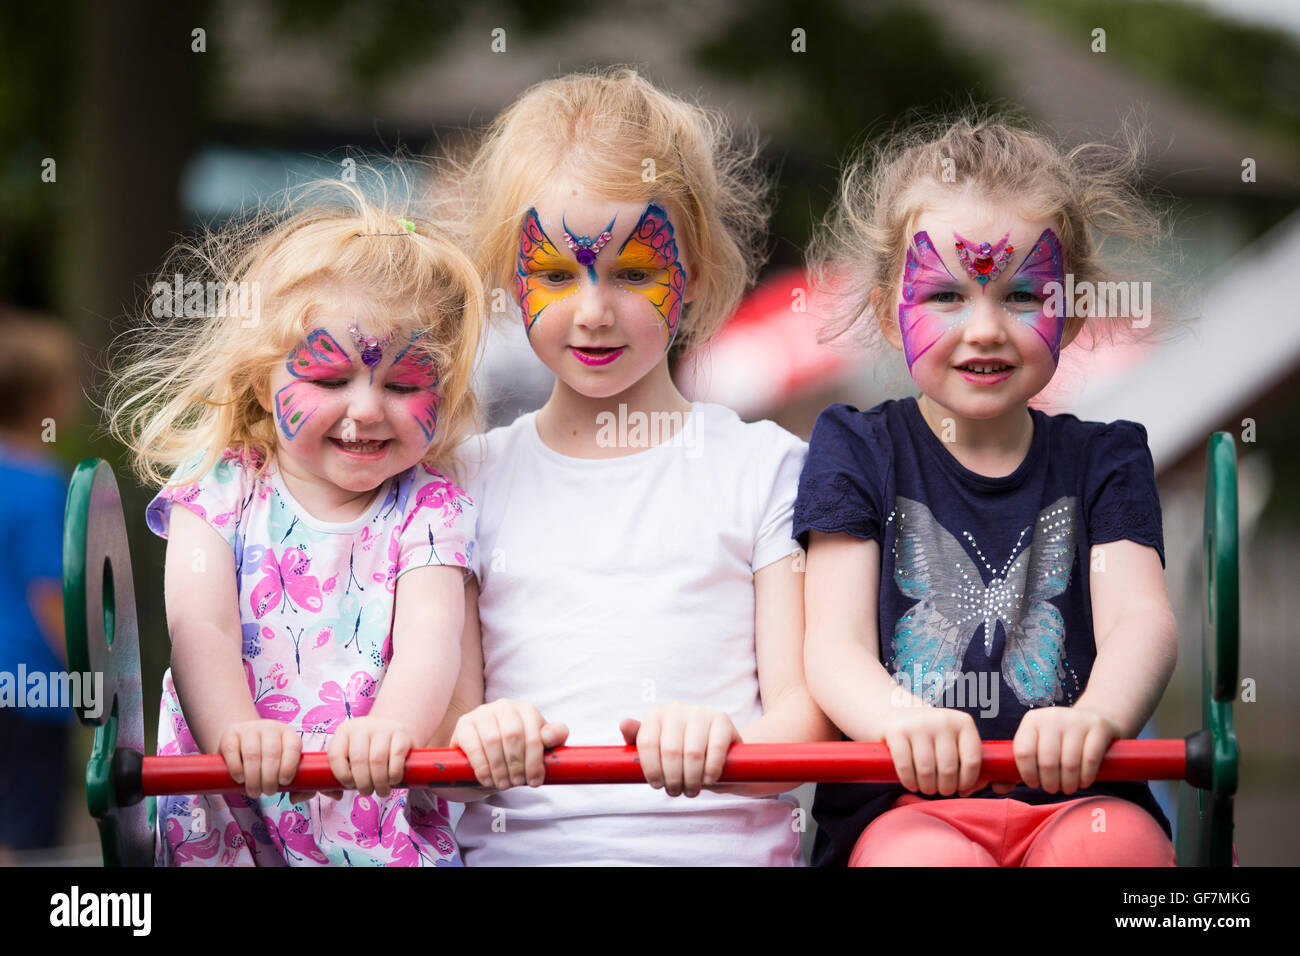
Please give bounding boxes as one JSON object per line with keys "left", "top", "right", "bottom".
{"left": 61, "top": 435, "right": 1241, "bottom": 867}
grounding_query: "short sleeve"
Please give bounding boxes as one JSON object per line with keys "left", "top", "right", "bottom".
{"left": 395, "top": 466, "right": 478, "bottom": 580}
{"left": 145, "top": 450, "right": 248, "bottom": 553}
{"left": 751, "top": 423, "right": 808, "bottom": 572}
{"left": 792, "top": 404, "right": 887, "bottom": 550}
{"left": 1084, "top": 420, "right": 1165, "bottom": 568}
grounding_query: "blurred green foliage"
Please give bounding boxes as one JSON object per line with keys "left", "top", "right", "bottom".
{"left": 1024, "top": 0, "right": 1300, "bottom": 151}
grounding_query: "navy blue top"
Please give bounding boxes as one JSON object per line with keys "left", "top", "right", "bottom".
{"left": 793, "top": 398, "right": 1171, "bottom": 867}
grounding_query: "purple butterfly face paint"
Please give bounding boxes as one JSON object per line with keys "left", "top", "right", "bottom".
{"left": 275, "top": 329, "right": 353, "bottom": 440}
{"left": 1006, "top": 228, "right": 1066, "bottom": 363}
{"left": 898, "top": 231, "right": 969, "bottom": 369}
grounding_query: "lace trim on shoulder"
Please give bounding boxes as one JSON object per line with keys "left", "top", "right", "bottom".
{"left": 795, "top": 472, "right": 880, "bottom": 540}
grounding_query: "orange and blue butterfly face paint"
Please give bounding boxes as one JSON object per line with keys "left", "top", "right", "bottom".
{"left": 386, "top": 337, "right": 441, "bottom": 442}
{"left": 1007, "top": 229, "right": 1066, "bottom": 363}
{"left": 516, "top": 208, "right": 573, "bottom": 335}
{"left": 276, "top": 329, "right": 353, "bottom": 439}
{"left": 613, "top": 202, "right": 686, "bottom": 350}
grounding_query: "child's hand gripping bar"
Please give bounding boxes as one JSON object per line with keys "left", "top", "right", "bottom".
{"left": 113, "top": 732, "right": 1213, "bottom": 805}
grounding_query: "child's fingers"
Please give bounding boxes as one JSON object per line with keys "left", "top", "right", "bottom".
{"left": 1059, "top": 724, "right": 1086, "bottom": 795}
{"left": 618, "top": 718, "right": 640, "bottom": 746}
{"left": 701, "top": 718, "right": 734, "bottom": 789}
{"left": 240, "top": 733, "right": 264, "bottom": 798}
{"left": 368, "top": 728, "right": 392, "bottom": 798}
{"left": 279, "top": 731, "right": 302, "bottom": 789}
{"left": 493, "top": 705, "right": 529, "bottom": 788}
{"left": 350, "top": 729, "right": 374, "bottom": 796}
{"left": 328, "top": 728, "right": 356, "bottom": 791}
{"left": 454, "top": 723, "right": 495, "bottom": 789}
{"left": 933, "top": 729, "right": 960, "bottom": 796}
{"left": 1080, "top": 722, "right": 1111, "bottom": 790}
{"left": 220, "top": 732, "right": 245, "bottom": 786}
{"left": 911, "top": 733, "right": 938, "bottom": 794}
{"left": 1036, "top": 728, "right": 1062, "bottom": 794}
{"left": 1014, "top": 721, "right": 1041, "bottom": 789}
{"left": 259, "top": 728, "right": 283, "bottom": 796}
{"left": 657, "top": 708, "right": 687, "bottom": 797}
{"left": 636, "top": 711, "right": 665, "bottom": 790}
{"left": 885, "top": 730, "right": 918, "bottom": 792}
{"left": 388, "top": 729, "right": 412, "bottom": 791}
{"left": 540, "top": 720, "right": 570, "bottom": 749}
{"left": 679, "top": 711, "right": 711, "bottom": 798}
{"left": 520, "top": 710, "right": 547, "bottom": 788}
{"left": 957, "top": 720, "right": 983, "bottom": 796}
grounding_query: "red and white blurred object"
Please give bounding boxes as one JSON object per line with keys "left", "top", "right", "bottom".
{"left": 679, "top": 269, "right": 866, "bottom": 418}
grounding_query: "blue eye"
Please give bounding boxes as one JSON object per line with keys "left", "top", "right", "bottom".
{"left": 929, "top": 291, "right": 962, "bottom": 304}
{"left": 1007, "top": 289, "right": 1041, "bottom": 305}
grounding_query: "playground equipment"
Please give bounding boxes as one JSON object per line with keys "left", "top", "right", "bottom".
{"left": 62, "top": 436, "right": 1240, "bottom": 866}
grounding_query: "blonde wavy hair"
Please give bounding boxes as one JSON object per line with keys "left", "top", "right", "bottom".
{"left": 809, "top": 111, "right": 1176, "bottom": 351}
{"left": 447, "top": 66, "right": 770, "bottom": 354}
{"left": 103, "top": 169, "right": 485, "bottom": 490}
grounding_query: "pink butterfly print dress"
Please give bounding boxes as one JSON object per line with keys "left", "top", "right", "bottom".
{"left": 146, "top": 447, "right": 475, "bottom": 867}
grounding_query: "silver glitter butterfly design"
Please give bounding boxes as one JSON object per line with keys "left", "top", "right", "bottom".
{"left": 889, "top": 496, "right": 1077, "bottom": 707}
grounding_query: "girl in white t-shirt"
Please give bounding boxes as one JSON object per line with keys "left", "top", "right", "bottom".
{"left": 439, "top": 68, "right": 836, "bottom": 866}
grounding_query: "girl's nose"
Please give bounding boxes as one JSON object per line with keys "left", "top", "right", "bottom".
{"left": 346, "top": 381, "right": 386, "bottom": 424}
{"left": 571, "top": 279, "right": 616, "bottom": 330}
{"left": 962, "top": 299, "right": 1009, "bottom": 345}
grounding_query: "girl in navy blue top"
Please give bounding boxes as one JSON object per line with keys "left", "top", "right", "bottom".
{"left": 796, "top": 118, "right": 1179, "bottom": 866}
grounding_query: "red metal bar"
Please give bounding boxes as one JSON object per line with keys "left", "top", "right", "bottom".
{"left": 140, "top": 739, "right": 1189, "bottom": 797}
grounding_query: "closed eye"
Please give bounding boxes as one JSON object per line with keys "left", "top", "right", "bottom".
{"left": 386, "top": 383, "right": 421, "bottom": 394}
{"left": 312, "top": 379, "right": 348, "bottom": 389}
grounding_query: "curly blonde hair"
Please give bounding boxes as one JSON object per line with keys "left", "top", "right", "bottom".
{"left": 102, "top": 168, "right": 485, "bottom": 490}
{"left": 809, "top": 112, "right": 1176, "bottom": 352}
{"left": 446, "top": 66, "right": 770, "bottom": 354}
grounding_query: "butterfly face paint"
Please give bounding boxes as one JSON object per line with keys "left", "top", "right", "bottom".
{"left": 614, "top": 202, "right": 686, "bottom": 351}
{"left": 516, "top": 208, "right": 574, "bottom": 335}
{"left": 386, "top": 334, "right": 441, "bottom": 442}
{"left": 1007, "top": 228, "right": 1066, "bottom": 363}
{"left": 562, "top": 214, "right": 616, "bottom": 282}
{"left": 275, "top": 329, "right": 352, "bottom": 440}
{"left": 898, "top": 231, "right": 968, "bottom": 369}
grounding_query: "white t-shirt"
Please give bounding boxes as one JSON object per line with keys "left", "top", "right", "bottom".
{"left": 455, "top": 402, "right": 808, "bottom": 866}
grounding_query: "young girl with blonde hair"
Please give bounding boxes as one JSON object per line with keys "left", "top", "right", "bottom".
{"left": 798, "top": 117, "right": 1179, "bottom": 866}
{"left": 104, "top": 172, "right": 484, "bottom": 865}
{"left": 445, "top": 68, "right": 835, "bottom": 866}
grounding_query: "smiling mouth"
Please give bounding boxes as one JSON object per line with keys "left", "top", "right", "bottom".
{"left": 570, "top": 346, "right": 625, "bottom": 366}
{"left": 955, "top": 362, "right": 1014, "bottom": 375}
{"left": 330, "top": 437, "right": 390, "bottom": 453}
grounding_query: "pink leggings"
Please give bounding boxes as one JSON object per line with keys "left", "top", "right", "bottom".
{"left": 849, "top": 794, "right": 1176, "bottom": 867}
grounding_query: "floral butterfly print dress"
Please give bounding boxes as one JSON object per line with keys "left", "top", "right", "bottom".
{"left": 147, "top": 448, "right": 475, "bottom": 866}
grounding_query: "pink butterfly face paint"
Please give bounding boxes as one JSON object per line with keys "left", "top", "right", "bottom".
{"left": 386, "top": 336, "right": 440, "bottom": 442}
{"left": 614, "top": 202, "right": 686, "bottom": 350}
{"left": 898, "top": 231, "right": 968, "bottom": 369}
{"left": 1006, "top": 228, "right": 1066, "bottom": 363}
{"left": 516, "top": 208, "right": 573, "bottom": 335}
{"left": 275, "top": 329, "right": 353, "bottom": 440}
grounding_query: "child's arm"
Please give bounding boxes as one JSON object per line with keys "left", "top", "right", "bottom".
{"left": 165, "top": 506, "right": 303, "bottom": 798}
{"left": 804, "top": 530, "right": 983, "bottom": 797}
{"left": 326, "top": 564, "right": 465, "bottom": 798}
{"left": 705, "top": 552, "right": 841, "bottom": 797}
{"left": 1006, "top": 540, "right": 1177, "bottom": 795}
